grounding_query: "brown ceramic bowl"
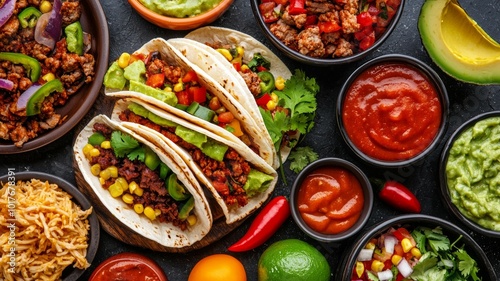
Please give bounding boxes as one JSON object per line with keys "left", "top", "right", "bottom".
{"left": 128, "top": 0, "right": 234, "bottom": 30}
{"left": 0, "top": 0, "right": 109, "bottom": 154}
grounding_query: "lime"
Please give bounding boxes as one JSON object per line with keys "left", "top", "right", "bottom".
{"left": 258, "top": 239, "right": 331, "bottom": 281}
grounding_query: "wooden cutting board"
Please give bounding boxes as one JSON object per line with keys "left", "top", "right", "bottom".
{"left": 72, "top": 93, "right": 245, "bottom": 253}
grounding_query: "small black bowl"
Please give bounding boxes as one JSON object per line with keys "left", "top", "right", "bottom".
{"left": 290, "top": 158, "right": 373, "bottom": 243}
{"left": 335, "top": 214, "right": 498, "bottom": 281}
{"left": 250, "top": 0, "right": 405, "bottom": 66}
{"left": 439, "top": 111, "right": 500, "bottom": 238}
{"left": 336, "top": 54, "right": 449, "bottom": 168}
{"left": 0, "top": 171, "right": 100, "bottom": 281}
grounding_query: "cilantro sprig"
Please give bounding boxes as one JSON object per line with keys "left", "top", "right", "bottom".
{"left": 110, "top": 130, "right": 145, "bottom": 161}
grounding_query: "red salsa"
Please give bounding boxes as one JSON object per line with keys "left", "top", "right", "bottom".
{"left": 89, "top": 253, "right": 168, "bottom": 281}
{"left": 342, "top": 62, "right": 442, "bottom": 161}
{"left": 297, "top": 167, "right": 364, "bottom": 234}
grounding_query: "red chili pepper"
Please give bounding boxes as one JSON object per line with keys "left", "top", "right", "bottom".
{"left": 228, "top": 196, "right": 290, "bottom": 252}
{"left": 373, "top": 179, "right": 421, "bottom": 213}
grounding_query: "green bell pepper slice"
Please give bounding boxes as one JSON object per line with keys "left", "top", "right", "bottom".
{"left": 0, "top": 52, "right": 41, "bottom": 82}
{"left": 18, "top": 7, "right": 42, "bottom": 28}
{"left": 178, "top": 196, "right": 194, "bottom": 220}
{"left": 167, "top": 174, "right": 190, "bottom": 201}
{"left": 26, "top": 79, "right": 64, "bottom": 116}
{"left": 257, "top": 71, "right": 275, "bottom": 94}
{"left": 64, "top": 21, "right": 84, "bottom": 55}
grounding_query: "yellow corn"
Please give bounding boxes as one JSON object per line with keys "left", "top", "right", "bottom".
{"left": 391, "top": 254, "right": 402, "bottom": 265}
{"left": 134, "top": 186, "right": 144, "bottom": 196}
{"left": 118, "top": 53, "right": 131, "bottom": 68}
{"left": 355, "top": 262, "right": 364, "bottom": 278}
{"left": 99, "top": 177, "right": 106, "bottom": 185}
{"left": 100, "top": 140, "right": 111, "bottom": 149}
{"left": 271, "top": 93, "right": 279, "bottom": 102}
{"left": 216, "top": 48, "right": 233, "bottom": 61}
{"left": 89, "top": 148, "right": 100, "bottom": 157}
{"left": 231, "top": 56, "right": 242, "bottom": 65}
{"left": 90, "top": 164, "right": 101, "bottom": 176}
{"left": 122, "top": 193, "right": 134, "bottom": 204}
{"left": 235, "top": 46, "right": 244, "bottom": 57}
{"left": 401, "top": 238, "right": 413, "bottom": 253}
{"left": 187, "top": 215, "right": 197, "bottom": 226}
{"left": 173, "top": 79, "right": 184, "bottom": 92}
{"left": 108, "top": 183, "right": 123, "bottom": 198}
{"left": 99, "top": 169, "right": 111, "bottom": 181}
{"left": 144, "top": 206, "right": 156, "bottom": 220}
{"left": 129, "top": 181, "right": 139, "bottom": 194}
{"left": 155, "top": 209, "right": 161, "bottom": 216}
{"left": 134, "top": 204, "right": 144, "bottom": 214}
{"left": 82, "top": 144, "right": 94, "bottom": 158}
{"left": 275, "top": 76, "right": 286, "bottom": 90}
{"left": 266, "top": 100, "right": 277, "bottom": 111}
{"left": 365, "top": 242, "right": 376, "bottom": 250}
{"left": 107, "top": 166, "right": 118, "bottom": 178}
{"left": 240, "top": 64, "right": 250, "bottom": 72}
{"left": 39, "top": 0, "right": 52, "bottom": 13}
{"left": 371, "top": 260, "right": 384, "bottom": 272}
{"left": 115, "top": 177, "right": 128, "bottom": 191}
{"left": 164, "top": 86, "right": 173, "bottom": 92}
{"left": 42, "top": 73, "right": 55, "bottom": 82}
{"left": 411, "top": 247, "right": 422, "bottom": 259}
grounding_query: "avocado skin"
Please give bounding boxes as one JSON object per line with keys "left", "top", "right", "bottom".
{"left": 418, "top": 0, "right": 500, "bottom": 85}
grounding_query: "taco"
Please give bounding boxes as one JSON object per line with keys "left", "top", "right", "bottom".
{"left": 177, "top": 27, "right": 320, "bottom": 168}
{"left": 111, "top": 98, "right": 278, "bottom": 224}
{"left": 102, "top": 38, "right": 275, "bottom": 169}
{"left": 73, "top": 114, "right": 212, "bottom": 248}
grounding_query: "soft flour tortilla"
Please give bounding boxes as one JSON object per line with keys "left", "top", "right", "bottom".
{"left": 181, "top": 26, "right": 296, "bottom": 167}
{"left": 112, "top": 98, "right": 278, "bottom": 224}
{"left": 73, "top": 115, "right": 212, "bottom": 247}
{"left": 105, "top": 38, "right": 275, "bottom": 168}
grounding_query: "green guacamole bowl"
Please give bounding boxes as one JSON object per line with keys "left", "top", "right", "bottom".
{"left": 439, "top": 110, "right": 500, "bottom": 238}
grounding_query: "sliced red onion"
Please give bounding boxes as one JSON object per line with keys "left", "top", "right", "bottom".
{"left": 0, "top": 78, "right": 14, "bottom": 90}
{"left": 357, "top": 248, "right": 374, "bottom": 261}
{"left": 16, "top": 83, "right": 41, "bottom": 111}
{"left": 384, "top": 235, "right": 398, "bottom": 254}
{"left": 397, "top": 258, "right": 413, "bottom": 278}
{"left": 0, "top": 0, "right": 15, "bottom": 28}
{"left": 377, "top": 269, "right": 393, "bottom": 281}
{"left": 34, "top": 0, "right": 62, "bottom": 49}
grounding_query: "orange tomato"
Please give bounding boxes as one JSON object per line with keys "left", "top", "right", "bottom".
{"left": 188, "top": 254, "right": 246, "bottom": 281}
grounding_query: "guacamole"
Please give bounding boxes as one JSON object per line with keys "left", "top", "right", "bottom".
{"left": 445, "top": 116, "right": 500, "bottom": 231}
{"left": 139, "top": 0, "right": 223, "bottom": 18}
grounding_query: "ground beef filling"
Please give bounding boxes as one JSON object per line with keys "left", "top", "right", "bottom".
{"left": 119, "top": 110, "right": 251, "bottom": 208}
{"left": 90, "top": 122, "right": 189, "bottom": 230}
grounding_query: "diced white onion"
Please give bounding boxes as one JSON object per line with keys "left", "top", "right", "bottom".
{"left": 397, "top": 258, "right": 413, "bottom": 278}
{"left": 440, "top": 259, "right": 454, "bottom": 268}
{"left": 377, "top": 269, "right": 393, "bottom": 281}
{"left": 357, "top": 248, "right": 374, "bottom": 261}
{"left": 384, "top": 235, "right": 398, "bottom": 254}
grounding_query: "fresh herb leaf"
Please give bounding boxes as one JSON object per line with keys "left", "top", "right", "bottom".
{"left": 248, "top": 53, "right": 271, "bottom": 72}
{"left": 288, "top": 146, "right": 318, "bottom": 173}
{"left": 260, "top": 108, "right": 289, "bottom": 149}
{"left": 455, "top": 248, "right": 480, "bottom": 280}
{"left": 127, "top": 146, "right": 145, "bottom": 162}
{"left": 110, "top": 130, "right": 140, "bottom": 158}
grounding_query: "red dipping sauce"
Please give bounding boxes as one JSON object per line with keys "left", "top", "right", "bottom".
{"left": 297, "top": 167, "right": 364, "bottom": 235}
{"left": 342, "top": 62, "right": 442, "bottom": 161}
{"left": 89, "top": 252, "right": 168, "bottom": 281}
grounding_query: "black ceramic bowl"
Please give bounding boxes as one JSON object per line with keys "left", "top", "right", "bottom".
{"left": 250, "top": 0, "right": 405, "bottom": 66}
{"left": 290, "top": 158, "right": 373, "bottom": 243}
{"left": 439, "top": 111, "right": 500, "bottom": 238}
{"left": 337, "top": 54, "right": 449, "bottom": 168}
{"left": 335, "top": 214, "right": 498, "bottom": 281}
{"left": 0, "top": 171, "right": 100, "bottom": 281}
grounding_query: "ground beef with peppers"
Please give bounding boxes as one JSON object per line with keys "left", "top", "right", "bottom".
{"left": 259, "top": 0, "right": 401, "bottom": 58}
{"left": 119, "top": 109, "right": 251, "bottom": 208}
{"left": 0, "top": 0, "right": 95, "bottom": 147}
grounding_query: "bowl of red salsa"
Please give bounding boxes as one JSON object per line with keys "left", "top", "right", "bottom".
{"left": 250, "top": 0, "right": 405, "bottom": 66}
{"left": 290, "top": 157, "right": 373, "bottom": 243}
{"left": 337, "top": 54, "right": 449, "bottom": 168}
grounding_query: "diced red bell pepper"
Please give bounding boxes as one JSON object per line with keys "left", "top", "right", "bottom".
{"left": 318, "top": 21, "right": 341, "bottom": 33}
{"left": 392, "top": 227, "right": 412, "bottom": 241}
{"left": 218, "top": 111, "right": 235, "bottom": 123}
{"left": 288, "top": 0, "right": 307, "bottom": 15}
{"left": 182, "top": 70, "right": 198, "bottom": 83}
{"left": 256, "top": 93, "right": 272, "bottom": 107}
{"left": 273, "top": 0, "right": 289, "bottom": 4}
{"left": 256, "top": 65, "right": 268, "bottom": 72}
{"left": 176, "top": 90, "right": 192, "bottom": 105}
{"left": 145, "top": 73, "right": 165, "bottom": 88}
{"left": 259, "top": 2, "right": 279, "bottom": 23}
{"left": 189, "top": 86, "right": 207, "bottom": 103}
{"left": 233, "top": 62, "right": 241, "bottom": 72}
{"left": 358, "top": 31, "right": 375, "bottom": 50}
{"left": 305, "top": 15, "right": 318, "bottom": 27}
{"left": 357, "top": 11, "right": 373, "bottom": 27}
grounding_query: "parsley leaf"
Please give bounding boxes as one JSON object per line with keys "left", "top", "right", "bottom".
{"left": 260, "top": 108, "right": 289, "bottom": 149}
{"left": 288, "top": 146, "right": 318, "bottom": 173}
{"left": 110, "top": 130, "right": 140, "bottom": 158}
{"left": 127, "top": 146, "right": 145, "bottom": 162}
{"left": 455, "top": 248, "right": 480, "bottom": 280}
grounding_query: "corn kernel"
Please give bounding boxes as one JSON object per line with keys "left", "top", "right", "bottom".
{"left": 411, "top": 247, "right": 422, "bottom": 259}
{"left": 365, "top": 242, "right": 376, "bottom": 250}
{"left": 231, "top": 56, "right": 242, "bottom": 65}
{"left": 216, "top": 48, "right": 233, "bottom": 61}
{"left": 266, "top": 100, "right": 277, "bottom": 111}
{"left": 235, "top": 46, "right": 244, "bottom": 57}
{"left": 115, "top": 177, "right": 128, "bottom": 191}
{"left": 155, "top": 209, "right": 161, "bottom": 216}
{"left": 355, "top": 262, "right": 364, "bottom": 278}
{"left": 187, "top": 215, "right": 197, "bottom": 226}
{"left": 271, "top": 93, "right": 279, "bottom": 102}
{"left": 118, "top": 52, "right": 131, "bottom": 68}
{"left": 164, "top": 86, "right": 173, "bottom": 92}
{"left": 371, "top": 260, "right": 384, "bottom": 272}
{"left": 89, "top": 148, "right": 100, "bottom": 157}
{"left": 129, "top": 181, "right": 139, "bottom": 194}
{"left": 134, "top": 204, "right": 144, "bottom": 214}
{"left": 99, "top": 177, "right": 106, "bottom": 185}
{"left": 144, "top": 206, "right": 156, "bottom": 220}
{"left": 90, "top": 164, "right": 101, "bottom": 176}
{"left": 39, "top": 0, "right": 52, "bottom": 13}
{"left": 42, "top": 73, "right": 55, "bottom": 82}
{"left": 100, "top": 140, "right": 111, "bottom": 149}
{"left": 401, "top": 238, "right": 413, "bottom": 253}
{"left": 173, "top": 80, "right": 184, "bottom": 92}
{"left": 134, "top": 186, "right": 144, "bottom": 196}
{"left": 82, "top": 144, "right": 94, "bottom": 158}
{"left": 107, "top": 166, "right": 118, "bottom": 178}
{"left": 122, "top": 193, "right": 134, "bottom": 204}
{"left": 99, "top": 169, "right": 111, "bottom": 181}
{"left": 108, "top": 183, "right": 123, "bottom": 198}
{"left": 240, "top": 64, "right": 250, "bottom": 72}
{"left": 275, "top": 76, "right": 286, "bottom": 90}
{"left": 391, "top": 254, "right": 402, "bottom": 265}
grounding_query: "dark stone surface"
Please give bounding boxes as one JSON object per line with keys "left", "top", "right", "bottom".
{"left": 2, "top": 0, "right": 499, "bottom": 280}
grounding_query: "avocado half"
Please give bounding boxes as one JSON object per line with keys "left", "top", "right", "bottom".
{"left": 418, "top": 0, "right": 500, "bottom": 84}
